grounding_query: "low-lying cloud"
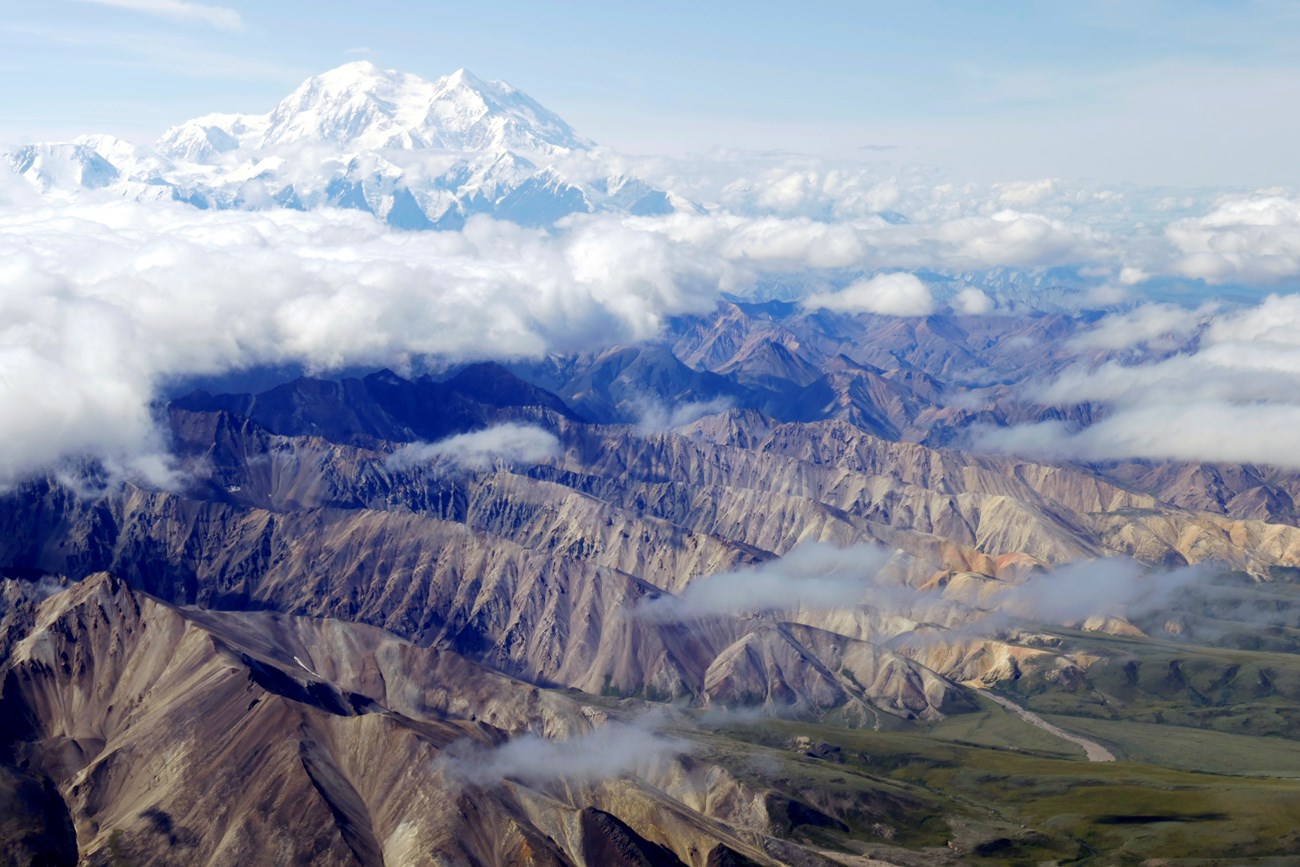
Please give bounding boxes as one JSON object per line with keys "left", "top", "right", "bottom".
{"left": 998, "top": 559, "right": 1207, "bottom": 624}
{"left": 0, "top": 189, "right": 1124, "bottom": 488}
{"left": 953, "top": 286, "right": 995, "bottom": 315}
{"left": 979, "top": 294, "right": 1300, "bottom": 468}
{"left": 387, "top": 423, "right": 561, "bottom": 472}
{"left": 433, "top": 719, "right": 684, "bottom": 789}
{"left": 1166, "top": 193, "right": 1300, "bottom": 283}
{"left": 640, "top": 542, "right": 896, "bottom": 621}
{"left": 948, "top": 558, "right": 1300, "bottom": 642}
{"left": 1067, "top": 302, "right": 1215, "bottom": 353}
{"left": 633, "top": 397, "right": 734, "bottom": 434}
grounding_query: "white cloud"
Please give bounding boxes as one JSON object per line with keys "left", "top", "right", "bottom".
{"left": 929, "top": 209, "right": 1094, "bottom": 269}
{"left": 977, "top": 401, "right": 1300, "bottom": 468}
{"left": 433, "top": 719, "right": 683, "bottom": 788}
{"left": 0, "top": 182, "right": 1166, "bottom": 487}
{"left": 952, "top": 286, "right": 994, "bottom": 315}
{"left": 76, "top": 0, "right": 243, "bottom": 30}
{"left": 387, "top": 424, "right": 560, "bottom": 472}
{"left": 1068, "top": 302, "right": 1215, "bottom": 352}
{"left": 979, "top": 295, "right": 1300, "bottom": 468}
{"left": 1166, "top": 193, "right": 1300, "bottom": 283}
{"left": 0, "top": 202, "right": 737, "bottom": 487}
{"left": 640, "top": 542, "right": 896, "bottom": 621}
{"left": 995, "top": 178, "right": 1058, "bottom": 207}
{"left": 1118, "top": 266, "right": 1148, "bottom": 286}
{"left": 803, "top": 272, "right": 935, "bottom": 317}
{"left": 928, "top": 558, "right": 1297, "bottom": 643}
{"left": 718, "top": 165, "right": 903, "bottom": 219}
{"left": 632, "top": 397, "right": 733, "bottom": 434}
{"left": 985, "top": 559, "right": 1212, "bottom": 627}
{"left": 9, "top": 171, "right": 1300, "bottom": 486}
{"left": 643, "top": 212, "right": 868, "bottom": 271}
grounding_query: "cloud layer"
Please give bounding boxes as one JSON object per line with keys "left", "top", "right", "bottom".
{"left": 0, "top": 183, "right": 1137, "bottom": 487}
{"left": 0, "top": 202, "right": 734, "bottom": 486}
{"left": 5, "top": 171, "right": 1300, "bottom": 484}
{"left": 1167, "top": 194, "right": 1300, "bottom": 283}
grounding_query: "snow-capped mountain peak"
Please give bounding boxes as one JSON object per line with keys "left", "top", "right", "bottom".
{"left": 12, "top": 63, "right": 673, "bottom": 227}
{"left": 156, "top": 113, "right": 267, "bottom": 163}
{"left": 207, "top": 61, "right": 592, "bottom": 156}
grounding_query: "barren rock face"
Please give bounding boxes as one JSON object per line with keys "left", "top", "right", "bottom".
{"left": 0, "top": 574, "right": 788, "bottom": 866}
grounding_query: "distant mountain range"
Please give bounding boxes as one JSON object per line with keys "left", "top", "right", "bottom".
{"left": 4, "top": 62, "right": 688, "bottom": 228}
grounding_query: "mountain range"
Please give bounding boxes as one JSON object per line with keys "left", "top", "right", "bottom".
{"left": 3, "top": 294, "right": 1300, "bottom": 864}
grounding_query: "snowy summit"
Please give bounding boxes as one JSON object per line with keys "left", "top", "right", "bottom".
{"left": 4, "top": 62, "right": 672, "bottom": 229}
{"left": 159, "top": 61, "right": 593, "bottom": 160}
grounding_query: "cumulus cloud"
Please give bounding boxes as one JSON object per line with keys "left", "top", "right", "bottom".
{"left": 640, "top": 542, "right": 896, "bottom": 621}
{"left": 433, "top": 719, "right": 684, "bottom": 789}
{"left": 928, "top": 209, "right": 1095, "bottom": 268}
{"left": 952, "top": 286, "right": 994, "bottom": 315}
{"left": 803, "top": 272, "right": 935, "bottom": 316}
{"left": 646, "top": 212, "right": 868, "bottom": 271}
{"left": 995, "top": 178, "right": 1058, "bottom": 208}
{"left": 623, "top": 151, "right": 1165, "bottom": 273}
{"left": 1166, "top": 193, "right": 1300, "bottom": 283}
{"left": 0, "top": 202, "right": 739, "bottom": 487}
{"left": 0, "top": 183, "right": 1141, "bottom": 489}
{"left": 387, "top": 424, "right": 560, "bottom": 471}
{"left": 76, "top": 0, "right": 243, "bottom": 29}
{"left": 627, "top": 152, "right": 907, "bottom": 222}
{"left": 719, "top": 166, "right": 903, "bottom": 220}
{"left": 8, "top": 168, "right": 1300, "bottom": 487}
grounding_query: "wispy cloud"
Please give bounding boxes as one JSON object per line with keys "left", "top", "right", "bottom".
{"left": 632, "top": 396, "right": 733, "bottom": 434}
{"left": 9, "top": 23, "right": 302, "bottom": 82}
{"left": 387, "top": 424, "right": 561, "bottom": 472}
{"left": 976, "top": 293, "right": 1300, "bottom": 468}
{"left": 433, "top": 719, "right": 684, "bottom": 789}
{"left": 639, "top": 543, "right": 896, "bottom": 621}
{"left": 76, "top": 0, "right": 243, "bottom": 30}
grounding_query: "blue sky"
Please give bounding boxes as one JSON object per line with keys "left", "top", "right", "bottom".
{"left": 3, "top": 0, "right": 1299, "bottom": 186}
